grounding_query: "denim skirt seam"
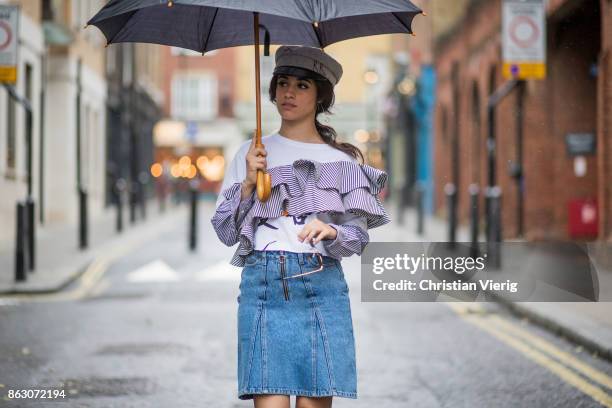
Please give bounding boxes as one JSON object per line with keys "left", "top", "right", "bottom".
{"left": 303, "top": 277, "right": 337, "bottom": 391}
{"left": 243, "top": 302, "right": 263, "bottom": 390}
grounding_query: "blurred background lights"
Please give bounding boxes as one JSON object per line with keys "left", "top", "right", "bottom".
{"left": 198, "top": 154, "right": 225, "bottom": 181}
{"left": 179, "top": 155, "right": 191, "bottom": 169}
{"left": 150, "top": 163, "right": 163, "bottom": 178}
{"left": 170, "top": 163, "right": 182, "bottom": 178}
{"left": 354, "top": 129, "right": 370, "bottom": 144}
{"left": 363, "top": 70, "right": 379, "bottom": 85}
{"left": 186, "top": 164, "right": 198, "bottom": 179}
{"left": 397, "top": 77, "right": 416, "bottom": 96}
{"left": 196, "top": 156, "right": 209, "bottom": 170}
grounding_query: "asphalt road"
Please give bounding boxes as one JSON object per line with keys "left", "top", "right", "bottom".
{"left": 1, "top": 209, "right": 611, "bottom": 408}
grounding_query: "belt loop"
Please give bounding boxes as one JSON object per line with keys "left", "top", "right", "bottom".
{"left": 298, "top": 252, "right": 304, "bottom": 266}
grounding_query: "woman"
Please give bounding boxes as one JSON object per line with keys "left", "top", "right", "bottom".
{"left": 211, "top": 45, "right": 390, "bottom": 408}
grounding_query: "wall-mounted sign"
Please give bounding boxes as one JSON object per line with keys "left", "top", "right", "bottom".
{"left": 0, "top": 6, "right": 19, "bottom": 84}
{"left": 566, "top": 132, "right": 596, "bottom": 156}
{"left": 502, "top": 0, "right": 546, "bottom": 80}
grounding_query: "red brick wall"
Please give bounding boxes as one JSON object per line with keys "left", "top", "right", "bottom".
{"left": 434, "top": 0, "right": 606, "bottom": 241}
{"left": 598, "top": 0, "right": 612, "bottom": 240}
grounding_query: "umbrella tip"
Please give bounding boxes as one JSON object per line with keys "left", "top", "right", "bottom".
{"left": 105, "top": 42, "right": 110, "bottom": 48}
{"left": 421, "top": 11, "right": 428, "bottom": 16}
{"left": 411, "top": 32, "right": 417, "bottom": 37}
{"left": 83, "top": 24, "right": 89, "bottom": 29}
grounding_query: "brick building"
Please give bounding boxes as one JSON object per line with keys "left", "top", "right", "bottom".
{"left": 433, "top": 0, "right": 611, "bottom": 241}
{"left": 153, "top": 47, "right": 242, "bottom": 195}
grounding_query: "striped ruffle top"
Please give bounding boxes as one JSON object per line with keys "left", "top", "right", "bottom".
{"left": 211, "top": 133, "right": 390, "bottom": 267}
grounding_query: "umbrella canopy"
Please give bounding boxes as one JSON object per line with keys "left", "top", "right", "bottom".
{"left": 88, "top": 0, "right": 423, "bottom": 53}
{"left": 88, "top": 0, "right": 423, "bottom": 201}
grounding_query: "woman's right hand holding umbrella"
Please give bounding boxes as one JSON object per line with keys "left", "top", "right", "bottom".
{"left": 242, "top": 133, "right": 269, "bottom": 201}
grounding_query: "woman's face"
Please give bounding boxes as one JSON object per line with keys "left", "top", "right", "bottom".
{"left": 275, "top": 75, "right": 318, "bottom": 122}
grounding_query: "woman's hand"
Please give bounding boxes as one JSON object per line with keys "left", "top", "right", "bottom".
{"left": 298, "top": 219, "right": 338, "bottom": 245}
{"left": 244, "top": 132, "right": 268, "bottom": 188}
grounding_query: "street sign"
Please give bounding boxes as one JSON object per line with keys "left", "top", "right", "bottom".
{"left": 185, "top": 121, "right": 198, "bottom": 143}
{"left": 0, "top": 6, "right": 19, "bottom": 84}
{"left": 502, "top": 0, "right": 546, "bottom": 80}
{"left": 566, "top": 132, "right": 596, "bottom": 156}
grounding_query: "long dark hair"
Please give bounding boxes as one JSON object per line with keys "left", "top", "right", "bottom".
{"left": 269, "top": 74, "right": 365, "bottom": 164}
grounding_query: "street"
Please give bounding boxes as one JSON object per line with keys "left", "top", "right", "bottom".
{"left": 1, "top": 204, "right": 611, "bottom": 408}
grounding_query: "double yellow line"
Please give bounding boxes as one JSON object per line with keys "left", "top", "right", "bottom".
{"left": 1, "top": 241, "right": 137, "bottom": 303}
{"left": 448, "top": 303, "right": 612, "bottom": 407}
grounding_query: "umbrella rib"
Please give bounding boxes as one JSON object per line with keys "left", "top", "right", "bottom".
{"left": 391, "top": 12, "right": 412, "bottom": 34}
{"left": 202, "top": 8, "right": 219, "bottom": 53}
{"left": 105, "top": 11, "right": 138, "bottom": 46}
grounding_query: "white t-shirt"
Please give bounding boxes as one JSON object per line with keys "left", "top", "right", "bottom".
{"left": 216, "top": 132, "right": 357, "bottom": 255}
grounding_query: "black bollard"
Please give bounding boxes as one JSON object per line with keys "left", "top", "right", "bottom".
{"left": 26, "top": 197, "right": 35, "bottom": 271}
{"left": 485, "top": 186, "right": 502, "bottom": 269}
{"left": 469, "top": 184, "right": 480, "bottom": 258}
{"left": 415, "top": 183, "right": 425, "bottom": 236}
{"left": 139, "top": 172, "right": 148, "bottom": 220}
{"left": 79, "top": 187, "right": 88, "bottom": 249}
{"left": 189, "top": 182, "right": 199, "bottom": 252}
{"left": 444, "top": 183, "right": 457, "bottom": 247}
{"left": 15, "top": 202, "right": 28, "bottom": 281}
{"left": 115, "top": 178, "right": 126, "bottom": 233}
{"left": 129, "top": 184, "right": 137, "bottom": 224}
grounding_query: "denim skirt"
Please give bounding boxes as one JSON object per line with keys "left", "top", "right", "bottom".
{"left": 237, "top": 250, "right": 357, "bottom": 400}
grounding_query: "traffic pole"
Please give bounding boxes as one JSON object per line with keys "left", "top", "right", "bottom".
{"left": 15, "top": 202, "right": 28, "bottom": 281}
{"left": 189, "top": 181, "right": 199, "bottom": 252}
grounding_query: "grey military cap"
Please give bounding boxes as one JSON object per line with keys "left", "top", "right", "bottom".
{"left": 274, "top": 45, "right": 343, "bottom": 86}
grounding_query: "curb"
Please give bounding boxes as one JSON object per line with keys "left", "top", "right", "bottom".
{"left": 491, "top": 292, "right": 612, "bottom": 363}
{"left": 0, "top": 259, "right": 92, "bottom": 296}
{"left": 0, "top": 204, "right": 189, "bottom": 297}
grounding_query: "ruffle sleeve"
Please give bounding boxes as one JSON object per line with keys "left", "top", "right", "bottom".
{"left": 318, "top": 212, "right": 370, "bottom": 259}
{"left": 211, "top": 182, "right": 255, "bottom": 247}
{"left": 225, "top": 159, "right": 389, "bottom": 266}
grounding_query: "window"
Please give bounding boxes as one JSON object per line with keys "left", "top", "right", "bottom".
{"left": 106, "top": 47, "right": 117, "bottom": 75}
{"left": 171, "top": 73, "right": 218, "bottom": 121}
{"left": 122, "top": 45, "right": 133, "bottom": 86}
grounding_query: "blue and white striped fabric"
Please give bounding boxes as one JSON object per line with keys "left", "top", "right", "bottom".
{"left": 211, "top": 158, "right": 390, "bottom": 267}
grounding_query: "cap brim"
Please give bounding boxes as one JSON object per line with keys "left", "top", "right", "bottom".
{"left": 273, "top": 66, "right": 328, "bottom": 83}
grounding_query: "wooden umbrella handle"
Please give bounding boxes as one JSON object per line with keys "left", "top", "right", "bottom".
{"left": 254, "top": 12, "right": 271, "bottom": 202}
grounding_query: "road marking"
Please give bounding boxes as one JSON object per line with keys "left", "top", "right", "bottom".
{"left": 448, "top": 303, "right": 612, "bottom": 407}
{"left": 0, "top": 239, "right": 138, "bottom": 303}
{"left": 488, "top": 315, "right": 612, "bottom": 390}
{"left": 89, "top": 278, "right": 111, "bottom": 297}
{"left": 195, "top": 261, "right": 241, "bottom": 282}
{"left": 0, "top": 298, "right": 20, "bottom": 306}
{"left": 126, "top": 259, "right": 179, "bottom": 283}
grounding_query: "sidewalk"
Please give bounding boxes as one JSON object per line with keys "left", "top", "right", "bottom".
{"left": 378, "top": 204, "right": 612, "bottom": 361}
{"left": 0, "top": 201, "right": 187, "bottom": 295}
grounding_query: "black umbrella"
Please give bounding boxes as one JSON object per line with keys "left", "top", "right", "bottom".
{"left": 88, "top": 0, "right": 424, "bottom": 201}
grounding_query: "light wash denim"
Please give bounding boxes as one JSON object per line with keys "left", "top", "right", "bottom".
{"left": 237, "top": 250, "right": 357, "bottom": 400}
